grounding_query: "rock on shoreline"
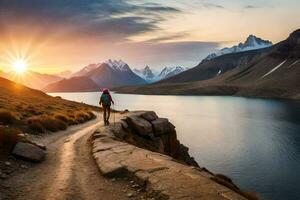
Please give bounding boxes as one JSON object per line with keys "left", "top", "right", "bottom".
{"left": 112, "top": 111, "right": 199, "bottom": 167}
{"left": 91, "top": 111, "right": 257, "bottom": 200}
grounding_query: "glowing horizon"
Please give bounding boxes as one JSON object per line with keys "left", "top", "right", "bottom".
{"left": 0, "top": 0, "right": 299, "bottom": 75}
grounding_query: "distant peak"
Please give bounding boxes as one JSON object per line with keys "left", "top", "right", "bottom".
{"left": 104, "top": 59, "right": 130, "bottom": 72}
{"left": 203, "top": 34, "right": 273, "bottom": 61}
{"left": 288, "top": 29, "right": 300, "bottom": 44}
{"left": 145, "top": 65, "right": 150, "bottom": 69}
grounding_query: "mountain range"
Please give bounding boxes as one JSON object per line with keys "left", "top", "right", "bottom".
{"left": 43, "top": 60, "right": 146, "bottom": 92}
{"left": 133, "top": 66, "right": 187, "bottom": 83}
{"left": 204, "top": 35, "right": 273, "bottom": 61}
{"left": 0, "top": 71, "right": 62, "bottom": 90}
{"left": 115, "top": 29, "right": 300, "bottom": 100}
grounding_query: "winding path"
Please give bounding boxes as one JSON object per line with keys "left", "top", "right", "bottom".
{"left": 2, "top": 116, "right": 133, "bottom": 200}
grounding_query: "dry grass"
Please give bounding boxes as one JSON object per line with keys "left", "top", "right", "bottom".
{"left": 28, "top": 119, "right": 45, "bottom": 133}
{"left": 28, "top": 116, "right": 67, "bottom": 132}
{"left": 0, "top": 109, "right": 18, "bottom": 124}
{"left": 0, "top": 126, "right": 21, "bottom": 153}
{"left": 0, "top": 77, "right": 100, "bottom": 159}
{"left": 0, "top": 77, "right": 100, "bottom": 135}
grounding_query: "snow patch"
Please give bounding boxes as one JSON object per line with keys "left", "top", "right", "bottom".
{"left": 260, "top": 60, "right": 287, "bottom": 79}
{"left": 204, "top": 35, "right": 272, "bottom": 61}
{"left": 105, "top": 59, "right": 129, "bottom": 71}
{"left": 216, "top": 70, "right": 222, "bottom": 76}
{"left": 288, "top": 60, "right": 299, "bottom": 68}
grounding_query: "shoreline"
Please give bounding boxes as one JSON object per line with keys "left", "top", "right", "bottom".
{"left": 92, "top": 111, "right": 258, "bottom": 199}
{"left": 48, "top": 86, "right": 300, "bottom": 102}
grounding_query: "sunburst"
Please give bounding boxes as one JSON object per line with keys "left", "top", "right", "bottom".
{"left": 12, "top": 59, "right": 27, "bottom": 74}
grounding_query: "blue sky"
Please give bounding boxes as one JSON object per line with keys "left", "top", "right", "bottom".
{"left": 0, "top": 0, "right": 299, "bottom": 73}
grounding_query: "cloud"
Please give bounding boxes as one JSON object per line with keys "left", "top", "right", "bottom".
{"left": 243, "top": 4, "right": 273, "bottom": 9}
{"left": 145, "top": 33, "right": 189, "bottom": 43}
{"left": 244, "top": 5, "right": 259, "bottom": 9}
{"left": 0, "top": 0, "right": 181, "bottom": 40}
{"left": 203, "top": 3, "right": 224, "bottom": 9}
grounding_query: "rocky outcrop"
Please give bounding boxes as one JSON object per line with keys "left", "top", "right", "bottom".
{"left": 12, "top": 142, "right": 46, "bottom": 162}
{"left": 111, "top": 111, "right": 199, "bottom": 167}
{"left": 91, "top": 123, "right": 248, "bottom": 200}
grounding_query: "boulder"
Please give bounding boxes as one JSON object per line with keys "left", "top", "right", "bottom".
{"left": 120, "top": 119, "right": 129, "bottom": 130}
{"left": 111, "top": 122, "right": 128, "bottom": 139}
{"left": 126, "top": 115, "right": 153, "bottom": 136}
{"left": 151, "top": 118, "right": 175, "bottom": 135}
{"left": 30, "top": 141, "right": 47, "bottom": 150}
{"left": 12, "top": 142, "right": 46, "bottom": 162}
{"left": 140, "top": 111, "right": 158, "bottom": 121}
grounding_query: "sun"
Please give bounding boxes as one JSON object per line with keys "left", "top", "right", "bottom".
{"left": 12, "top": 59, "right": 27, "bottom": 74}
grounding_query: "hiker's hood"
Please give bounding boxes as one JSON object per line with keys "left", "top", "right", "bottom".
{"left": 102, "top": 88, "right": 109, "bottom": 94}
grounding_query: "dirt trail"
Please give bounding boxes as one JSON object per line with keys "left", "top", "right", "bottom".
{"left": 1, "top": 115, "right": 137, "bottom": 200}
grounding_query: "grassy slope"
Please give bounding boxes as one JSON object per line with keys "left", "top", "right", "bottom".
{"left": 0, "top": 77, "right": 99, "bottom": 155}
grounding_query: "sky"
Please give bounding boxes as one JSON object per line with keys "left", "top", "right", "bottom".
{"left": 0, "top": 0, "right": 299, "bottom": 74}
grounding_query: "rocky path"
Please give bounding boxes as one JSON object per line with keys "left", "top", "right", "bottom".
{"left": 1, "top": 115, "right": 142, "bottom": 200}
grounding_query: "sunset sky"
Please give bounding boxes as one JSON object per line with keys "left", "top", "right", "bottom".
{"left": 0, "top": 0, "right": 299, "bottom": 74}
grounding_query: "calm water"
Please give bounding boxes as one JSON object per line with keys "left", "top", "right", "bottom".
{"left": 49, "top": 92, "right": 300, "bottom": 200}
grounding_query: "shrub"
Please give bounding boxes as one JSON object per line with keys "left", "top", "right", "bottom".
{"left": 28, "top": 116, "right": 67, "bottom": 132}
{"left": 0, "top": 126, "right": 21, "bottom": 148}
{"left": 87, "top": 111, "right": 96, "bottom": 119}
{"left": 28, "top": 119, "right": 45, "bottom": 133}
{"left": 41, "top": 117, "right": 67, "bottom": 132}
{"left": 54, "top": 114, "right": 69, "bottom": 123}
{"left": 75, "top": 111, "right": 90, "bottom": 123}
{"left": 55, "top": 113, "right": 78, "bottom": 125}
{"left": 0, "top": 109, "right": 17, "bottom": 124}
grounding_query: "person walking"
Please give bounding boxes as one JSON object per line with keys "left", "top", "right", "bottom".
{"left": 99, "top": 88, "right": 114, "bottom": 126}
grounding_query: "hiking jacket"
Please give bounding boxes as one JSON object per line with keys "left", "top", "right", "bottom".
{"left": 99, "top": 93, "right": 113, "bottom": 106}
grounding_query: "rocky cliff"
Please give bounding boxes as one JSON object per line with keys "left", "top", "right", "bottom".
{"left": 111, "top": 111, "right": 199, "bottom": 167}
{"left": 91, "top": 111, "right": 258, "bottom": 200}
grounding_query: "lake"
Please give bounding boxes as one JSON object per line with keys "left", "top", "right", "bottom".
{"left": 49, "top": 92, "right": 300, "bottom": 200}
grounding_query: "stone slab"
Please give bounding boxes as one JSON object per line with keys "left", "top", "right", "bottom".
{"left": 91, "top": 126, "right": 247, "bottom": 200}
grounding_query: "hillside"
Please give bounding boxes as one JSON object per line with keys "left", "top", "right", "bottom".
{"left": 3, "top": 71, "right": 62, "bottom": 90}
{"left": 116, "top": 29, "right": 300, "bottom": 100}
{"left": 0, "top": 77, "right": 97, "bottom": 155}
{"left": 43, "top": 76, "right": 99, "bottom": 92}
{"left": 159, "top": 48, "right": 270, "bottom": 84}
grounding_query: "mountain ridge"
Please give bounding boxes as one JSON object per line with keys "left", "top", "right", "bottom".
{"left": 43, "top": 59, "right": 146, "bottom": 92}
{"left": 115, "top": 29, "right": 300, "bottom": 100}
{"left": 204, "top": 35, "right": 272, "bottom": 61}
{"left": 133, "top": 65, "right": 187, "bottom": 83}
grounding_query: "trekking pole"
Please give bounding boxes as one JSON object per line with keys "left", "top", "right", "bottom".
{"left": 113, "top": 103, "right": 116, "bottom": 127}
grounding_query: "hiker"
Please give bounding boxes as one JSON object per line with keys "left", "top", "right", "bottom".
{"left": 99, "top": 88, "right": 114, "bottom": 125}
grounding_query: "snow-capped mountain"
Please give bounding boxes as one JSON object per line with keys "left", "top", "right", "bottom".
{"left": 105, "top": 59, "right": 131, "bottom": 72}
{"left": 133, "top": 66, "right": 156, "bottom": 82}
{"left": 133, "top": 66, "right": 187, "bottom": 82}
{"left": 158, "top": 66, "right": 186, "bottom": 80}
{"left": 50, "top": 59, "right": 147, "bottom": 91}
{"left": 204, "top": 35, "right": 273, "bottom": 61}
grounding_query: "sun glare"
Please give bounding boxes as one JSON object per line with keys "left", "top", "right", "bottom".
{"left": 12, "top": 59, "right": 27, "bottom": 74}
